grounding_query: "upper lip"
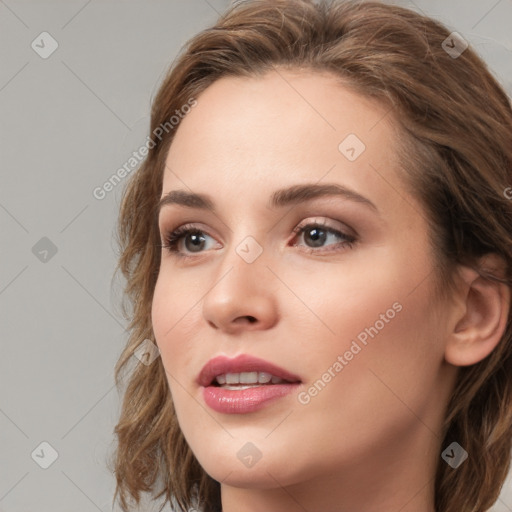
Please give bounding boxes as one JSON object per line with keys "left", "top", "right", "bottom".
{"left": 197, "top": 354, "right": 302, "bottom": 387}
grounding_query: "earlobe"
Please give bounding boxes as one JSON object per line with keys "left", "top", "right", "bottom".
{"left": 444, "top": 254, "right": 511, "bottom": 367}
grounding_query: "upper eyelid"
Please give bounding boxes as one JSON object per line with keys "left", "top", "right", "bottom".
{"left": 160, "top": 217, "right": 348, "bottom": 232}
{"left": 158, "top": 210, "right": 233, "bottom": 236}
{"left": 159, "top": 219, "right": 358, "bottom": 262}
{"left": 161, "top": 218, "right": 354, "bottom": 243}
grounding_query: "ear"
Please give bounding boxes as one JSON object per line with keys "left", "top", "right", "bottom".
{"left": 444, "top": 253, "right": 511, "bottom": 367}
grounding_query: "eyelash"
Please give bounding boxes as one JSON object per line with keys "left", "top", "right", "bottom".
{"left": 160, "top": 221, "right": 356, "bottom": 261}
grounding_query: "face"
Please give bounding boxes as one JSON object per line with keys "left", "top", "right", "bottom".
{"left": 152, "top": 69, "right": 457, "bottom": 493}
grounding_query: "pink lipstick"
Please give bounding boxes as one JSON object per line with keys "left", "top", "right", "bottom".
{"left": 198, "top": 354, "right": 301, "bottom": 414}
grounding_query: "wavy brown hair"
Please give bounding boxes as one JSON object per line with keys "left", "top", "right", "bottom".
{"left": 108, "top": 1, "right": 512, "bottom": 511}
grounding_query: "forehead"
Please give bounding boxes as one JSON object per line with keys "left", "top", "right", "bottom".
{"left": 162, "top": 69, "right": 406, "bottom": 215}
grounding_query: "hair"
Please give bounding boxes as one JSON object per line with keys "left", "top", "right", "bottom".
{"left": 108, "top": 1, "right": 512, "bottom": 511}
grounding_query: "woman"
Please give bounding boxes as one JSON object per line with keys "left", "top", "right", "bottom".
{"left": 109, "top": 1, "right": 512, "bottom": 511}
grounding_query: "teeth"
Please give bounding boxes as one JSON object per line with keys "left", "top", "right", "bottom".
{"left": 214, "top": 371, "right": 286, "bottom": 386}
{"left": 225, "top": 373, "right": 240, "bottom": 384}
{"left": 258, "top": 372, "right": 272, "bottom": 383}
{"left": 239, "top": 371, "right": 258, "bottom": 384}
{"left": 222, "top": 385, "right": 260, "bottom": 390}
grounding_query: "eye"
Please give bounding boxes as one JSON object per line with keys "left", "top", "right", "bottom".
{"left": 291, "top": 220, "right": 356, "bottom": 254}
{"left": 160, "top": 219, "right": 357, "bottom": 260}
{"left": 161, "top": 223, "right": 217, "bottom": 258}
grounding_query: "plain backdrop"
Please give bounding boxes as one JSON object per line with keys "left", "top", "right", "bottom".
{"left": 1, "top": 1, "right": 511, "bottom": 511}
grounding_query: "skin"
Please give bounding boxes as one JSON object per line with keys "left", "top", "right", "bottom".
{"left": 151, "top": 69, "right": 510, "bottom": 512}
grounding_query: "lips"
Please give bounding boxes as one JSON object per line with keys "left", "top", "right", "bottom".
{"left": 197, "top": 354, "right": 302, "bottom": 388}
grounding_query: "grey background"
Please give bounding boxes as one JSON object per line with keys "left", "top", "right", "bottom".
{"left": 0, "top": 1, "right": 511, "bottom": 511}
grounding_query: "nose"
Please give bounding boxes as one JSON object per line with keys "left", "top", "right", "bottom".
{"left": 202, "top": 244, "right": 279, "bottom": 334}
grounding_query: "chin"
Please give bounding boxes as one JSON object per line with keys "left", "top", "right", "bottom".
{"left": 193, "top": 443, "right": 308, "bottom": 490}
{"left": 203, "top": 462, "right": 288, "bottom": 489}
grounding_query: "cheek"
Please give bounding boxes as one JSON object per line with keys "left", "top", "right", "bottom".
{"left": 291, "top": 246, "right": 445, "bottom": 408}
{"left": 151, "top": 274, "right": 203, "bottom": 431}
{"left": 301, "top": 272, "right": 445, "bottom": 428}
{"left": 151, "top": 270, "right": 199, "bottom": 373}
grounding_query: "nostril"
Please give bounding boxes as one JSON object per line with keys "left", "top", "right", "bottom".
{"left": 232, "top": 315, "right": 257, "bottom": 325}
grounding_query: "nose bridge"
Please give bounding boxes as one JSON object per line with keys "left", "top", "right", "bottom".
{"left": 217, "top": 211, "right": 269, "bottom": 277}
{"left": 201, "top": 230, "right": 278, "bottom": 330}
{"left": 211, "top": 232, "right": 269, "bottom": 300}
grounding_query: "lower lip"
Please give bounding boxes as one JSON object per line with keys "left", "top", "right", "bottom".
{"left": 202, "top": 383, "right": 300, "bottom": 414}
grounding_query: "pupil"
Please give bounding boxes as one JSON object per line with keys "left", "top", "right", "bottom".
{"left": 306, "top": 227, "right": 326, "bottom": 247}
{"left": 183, "top": 228, "right": 327, "bottom": 252}
{"left": 186, "top": 232, "right": 205, "bottom": 252}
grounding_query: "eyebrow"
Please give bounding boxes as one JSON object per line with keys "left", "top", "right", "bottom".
{"left": 157, "top": 183, "right": 379, "bottom": 215}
